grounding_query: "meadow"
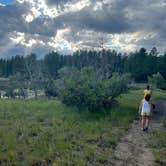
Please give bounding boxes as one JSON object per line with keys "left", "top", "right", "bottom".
{"left": 0, "top": 89, "right": 166, "bottom": 165}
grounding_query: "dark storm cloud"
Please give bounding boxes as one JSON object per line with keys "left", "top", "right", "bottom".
{"left": 45, "top": 0, "right": 75, "bottom": 6}
{"left": 51, "top": 0, "right": 166, "bottom": 50}
{"left": 0, "top": 0, "right": 166, "bottom": 58}
{"left": 52, "top": 0, "right": 166, "bottom": 35}
{"left": 1, "top": 2, "right": 66, "bottom": 40}
{"left": 28, "top": 17, "right": 58, "bottom": 37}
{"left": 53, "top": 2, "right": 130, "bottom": 34}
{"left": 2, "top": 0, "right": 123, "bottom": 39}
{"left": 0, "top": 1, "right": 59, "bottom": 58}
{"left": 138, "top": 6, "right": 166, "bottom": 38}
{"left": 0, "top": 2, "right": 29, "bottom": 38}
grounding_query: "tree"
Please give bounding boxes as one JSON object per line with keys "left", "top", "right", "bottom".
{"left": 150, "top": 47, "right": 158, "bottom": 56}
{"left": 148, "top": 72, "right": 166, "bottom": 90}
{"left": 44, "top": 52, "right": 64, "bottom": 78}
{"left": 24, "top": 54, "right": 44, "bottom": 99}
{"left": 5, "top": 76, "right": 18, "bottom": 98}
{"left": 44, "top": 79, "right": 58, "bottom": 97}
{"left": 0, "top": 47, "right": 165, "bottom": 87}
{"left": 157, "top": 53, "right": 166, "bottom": 79}
{"left": 55, "top": 67, "right": 130, "bottom": 111}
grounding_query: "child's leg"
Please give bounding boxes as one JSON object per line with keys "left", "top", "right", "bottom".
{"left": 141, "top": 116, "right": 146, "bottom": 129}
{"left": 146, "top": 116, "right": 150, "bottom": 128}
{"left": 149, "top": 112, "right": 152, "bottom": 129}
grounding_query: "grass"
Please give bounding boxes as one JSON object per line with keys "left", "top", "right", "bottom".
{"left": 150, "top": 116, "right": 166, "bottom": 165}
{"left": 145, "top": 88, "right": 166, "bottom": 165}
{"left": 0, "top": 89, "right": 165, "bottom": 165}
{"left": 151, "top": 129, "right": 166, "bottom": 164}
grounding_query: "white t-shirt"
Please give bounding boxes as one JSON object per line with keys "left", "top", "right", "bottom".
{"left": 142, "top": 99, "right": 150, "bottom": 112}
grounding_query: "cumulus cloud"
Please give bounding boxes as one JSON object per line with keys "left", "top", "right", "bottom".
{"left": 0, "top": 0, "right": 166, "bottom": 58}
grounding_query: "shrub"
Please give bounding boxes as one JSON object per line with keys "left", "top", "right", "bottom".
{"left": 148, "top": 72, "right": 166, "bottom": 90}
{"left": 44, "top": 79, "right": 58, "bottom": 97}
{"left": 55, "top": 67, "right": 130, "bottom": 111}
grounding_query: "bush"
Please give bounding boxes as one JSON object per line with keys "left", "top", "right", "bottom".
{"left": 44, "top": 79, "right": 58, "bottom": 97}
{"left": 148, "top": 72, "right": 166, "bottom": 90}
{"left": 55, "top": 67, "right": 130, "bottom": 111}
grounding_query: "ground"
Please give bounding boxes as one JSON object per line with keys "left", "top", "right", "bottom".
{"left": 112, "top": 99, "right": 166, "bottom": 166}
{"left": 0, "top": 90, "right": 165, "bottom": 165}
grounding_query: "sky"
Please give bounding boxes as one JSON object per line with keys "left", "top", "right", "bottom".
{"left": 0, "top": 0, "right": 166, "bottom": 58}
{"left": 0, "top": 0, "right": 15, "bottom": 4}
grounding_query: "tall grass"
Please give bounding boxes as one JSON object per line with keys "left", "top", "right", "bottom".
{"left": 0, "top": 90, "right": 165, "bottom": 165}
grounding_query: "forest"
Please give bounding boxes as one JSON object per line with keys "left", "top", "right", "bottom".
{"left": 0, "top": 47, "right": 165, "bottom": 80}
{"left": 0, "top": 47, "right": 166, "bottom": 111}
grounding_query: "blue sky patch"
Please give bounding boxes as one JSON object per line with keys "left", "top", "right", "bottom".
{"left": 0, "top": 0, "right": 15, "bottom": 5}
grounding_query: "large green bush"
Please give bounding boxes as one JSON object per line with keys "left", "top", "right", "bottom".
{"left": 55, "top": 67, "right": 130, "bottom": 111}
{"left": 148, "top": 72, "right": 166, "bottom": 90}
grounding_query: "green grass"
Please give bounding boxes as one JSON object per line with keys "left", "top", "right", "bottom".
{"left": 145, "top": 89, "right": 166, "bottom": 164}
{"left": 151, "top": 130, "right": 166, "bottom": 164}
{"left": 150, "top": 116, "right": 166, "bottom": 164}
{"left": 0, "top": 90, "right": 165, "bottom": 165}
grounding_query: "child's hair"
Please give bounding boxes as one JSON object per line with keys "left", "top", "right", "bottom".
{"left": 145, "top": 94, "right": 151, "bottom": 101}
{"left": 146, "top": 85, "right": 150, "bottom": 90}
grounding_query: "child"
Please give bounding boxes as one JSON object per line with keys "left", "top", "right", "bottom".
{"left": 139, "top": 94, "right": 152, "bottom": 131}
{"left": 143, "top": 85, "right": 156, "bottom": 112}
{"left": 143, "top": 85, "right": 152, "bottom": 98}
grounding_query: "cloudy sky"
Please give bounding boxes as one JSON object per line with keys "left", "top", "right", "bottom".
{"left": 0, "top": 0, "right": 166, "bottom": 58}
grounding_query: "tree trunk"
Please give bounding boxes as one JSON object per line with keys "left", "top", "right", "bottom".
{"left": 34, "top": 87, "right": 38, "bottom": 100}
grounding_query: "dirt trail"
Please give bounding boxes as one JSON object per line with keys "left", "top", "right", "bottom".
{"left": 112, "top": 99, "right": 166, "bottom": 166}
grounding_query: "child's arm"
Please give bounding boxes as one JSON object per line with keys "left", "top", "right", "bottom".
{"left": 149, "top": 101, "right": 153, "bottom": 116}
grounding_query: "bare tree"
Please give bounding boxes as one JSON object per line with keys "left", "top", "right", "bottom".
{"left": 24, "top": 54, "right": 43, "bottom": 99}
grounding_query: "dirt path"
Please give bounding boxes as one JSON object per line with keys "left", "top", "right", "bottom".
{"left": 112, "top": 99, "right": 166, "bottom": 166}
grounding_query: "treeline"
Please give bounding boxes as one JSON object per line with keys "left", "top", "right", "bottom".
{"left": 0, "top": 47, "right": 165, "bottom": 82}
{"left": 0, "top": 47, "right": 165, "bottom": 110}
